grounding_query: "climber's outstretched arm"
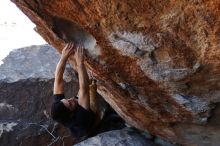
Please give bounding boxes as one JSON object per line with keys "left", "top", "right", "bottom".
{"left": 54, "top": 43, "right": 74, "bottom": 94}
{"left": 75, "top": 45, "right": 90, "bottom": 110}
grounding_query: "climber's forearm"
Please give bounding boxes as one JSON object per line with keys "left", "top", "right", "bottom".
{"left": 53, "top": 43, "right": 75, "bottom": 94}
{"left": 74, "top": 45, "right": 90, "bottom": 109}
{"left": 78, "top": 63, "right": 90, "bottom": 95}
{"left": 53, "top": 56, "right": 68, "bottom": 94}
{"left": 77, "top": 63, "right": 90, "bottom": 110}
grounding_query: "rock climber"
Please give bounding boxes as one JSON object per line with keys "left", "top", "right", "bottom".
{"left": 50, "top": 43, "right": 96, "bottom": 140}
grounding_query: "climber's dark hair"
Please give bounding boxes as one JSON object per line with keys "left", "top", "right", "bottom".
{"left": 51, "top": 101, "right": 72, "bottom": 126}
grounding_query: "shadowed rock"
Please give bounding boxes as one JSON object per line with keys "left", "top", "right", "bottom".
{"left": 75, "top": 127, "right": 158, "bottom": 146}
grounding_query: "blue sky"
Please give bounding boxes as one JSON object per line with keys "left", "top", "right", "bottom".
{"left": 0, "top": 0, "right": 45, "bottom": 64}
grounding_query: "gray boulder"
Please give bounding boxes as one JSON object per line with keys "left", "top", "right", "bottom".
{"left": 75, "top": 127, "right": 158, "bottom": 146}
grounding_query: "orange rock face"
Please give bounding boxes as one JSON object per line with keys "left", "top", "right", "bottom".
{"left": 12, "top": 0, "right": 220, "bottom": 145}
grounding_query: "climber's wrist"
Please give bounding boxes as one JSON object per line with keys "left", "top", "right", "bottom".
{"left": 60, "top": 55, "right": 68, "bottom": 62}
{"left": 77, "top": 63, "right": 84, "bottom": 68}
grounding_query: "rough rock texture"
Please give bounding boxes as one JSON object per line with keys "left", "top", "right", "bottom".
{"left": 76, "top": 127, "right": 177, "bottom": 146}
{"left": 0, "top": 45, "right": 78, "bottom": 146}
{"left": 76, "top": 127, "right": 157, "bottom": 146}
{"left": 11, "top": 0, "right": 220, "bottom": 145}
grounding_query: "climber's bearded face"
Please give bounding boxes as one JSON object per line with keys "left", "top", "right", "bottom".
{"left": 61, "top": 98, "right": 78, "bottom": 111}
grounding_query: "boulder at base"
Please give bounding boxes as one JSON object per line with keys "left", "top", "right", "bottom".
{"left": 75, "top": 127, "right": 157, "bottom": 146}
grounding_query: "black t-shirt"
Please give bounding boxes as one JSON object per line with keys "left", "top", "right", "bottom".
{"left": 53, "top": 94, "right": 95, "bottom": 139}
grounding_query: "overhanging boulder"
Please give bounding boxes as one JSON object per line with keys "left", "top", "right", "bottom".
{"left": 11, "top": 1, "right": 220, "bottom": 145}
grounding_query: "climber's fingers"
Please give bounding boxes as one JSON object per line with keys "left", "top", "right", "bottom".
{"left": 68, "top": 42, "right": 75, "bottom": 53}
{"left": 79, "top": 44, "right": 84, "bottom": 59}
{"left": 62, "top": 42, "right": 75, "bottom": 58}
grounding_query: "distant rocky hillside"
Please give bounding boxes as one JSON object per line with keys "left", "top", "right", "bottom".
{"left": 0, "top": 44, "right": 70, "bottom": 82}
